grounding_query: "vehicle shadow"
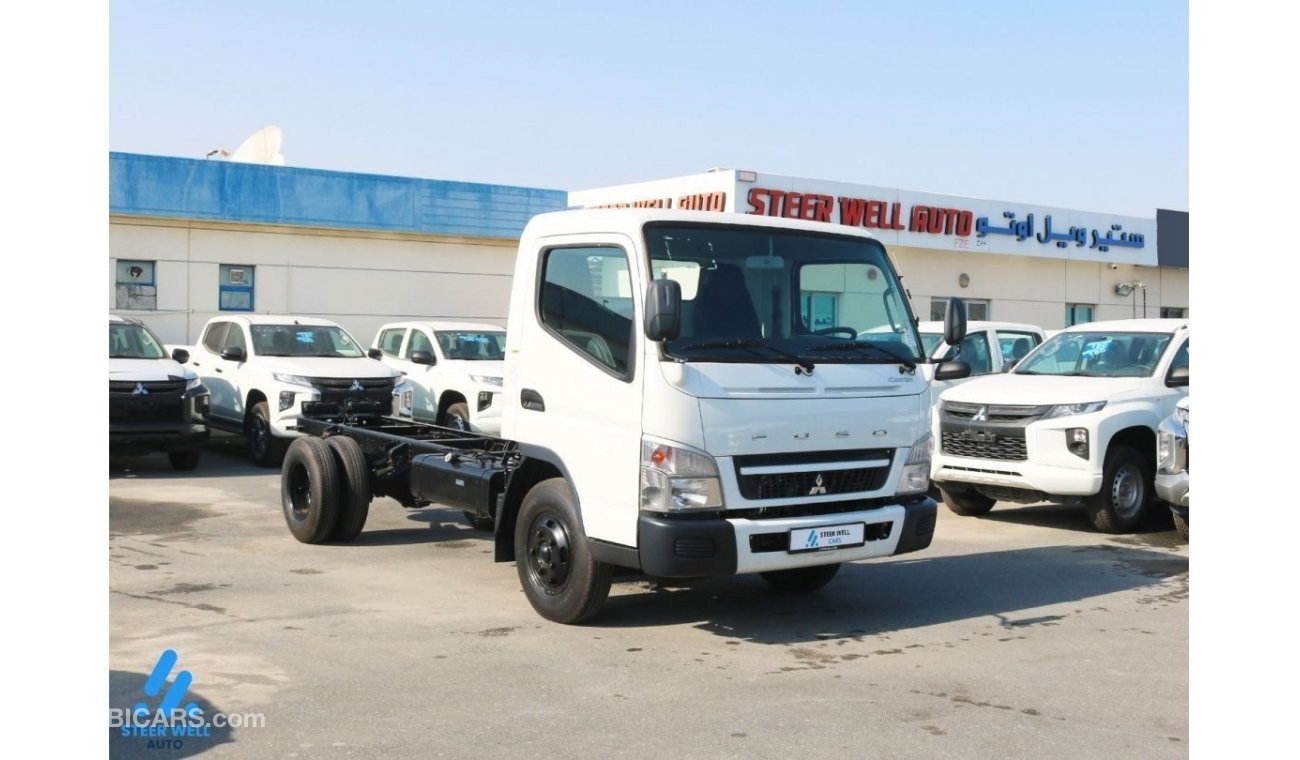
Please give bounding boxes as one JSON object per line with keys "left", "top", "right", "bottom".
{"left": 590, "top": 543, "right": 1187, "bottom": 644}
{"left": 109, "top": 436, "right": 268, "bottom": 480}
{"left": 975, "top": 500, "right": 1176, "bottom": 535}
{"left": 108, "top": 670, "right": 235, "bottom": 758}
{"left": 334, "top": 508, "right": 490, "bottom": 547}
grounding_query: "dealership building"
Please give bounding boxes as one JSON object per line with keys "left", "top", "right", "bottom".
{"left": 110, "top": 153, "right": 1188, "bottom": 344}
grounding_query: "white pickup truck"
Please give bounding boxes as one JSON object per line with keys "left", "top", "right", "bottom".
{"left": 931, "top": 318, "right": 1189, "bottom": 533}
{"left": 186, "top": 315, "right": 410, "bottom": 466}
{"left": 370, "top": 320, "right": 506, "bottom": 434}
{"left": 275, "top": 208, "right": 973, "bottom": 623}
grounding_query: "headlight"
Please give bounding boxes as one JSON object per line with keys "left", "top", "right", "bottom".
{"left": 1175, "top": 405, "right": 1189, "bottom": 428}
{"left": 1157, "top": 416, "right": 1188, "bottom": 474}
{"left": 897, "top": 432, "right": 932, "bottom": 495}
{"left": 392, "top": 380, "right": 414, "bottom": 417}
{"left": 273, "top": 372, "right": 314, "bottom": 387}
{"left": 470, "top": 374, "right": 504, "bottom": 387}
{"left": 640, "top": 439, "right": 724, "bottom": 512}
{"left": 1042, "top": 401, "right": 1107, "bottom": 419}
{"left": 184, "top": 376, "right": 204, "bottom": 392}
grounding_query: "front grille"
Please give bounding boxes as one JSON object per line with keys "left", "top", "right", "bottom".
{"left": 940, "top": 431, "right": 1027, "bottom": 461}
{"left": 109, "top": 378, "right": 186, "bottom": 395}
{"left": 310, "top": 376, "right": 396, "bottom": 405}
{"left": 732, "top": 448, "right": 893, "bottom": 500}
{"left": 943, "top": 402, "right": 1049, "bottom": 422}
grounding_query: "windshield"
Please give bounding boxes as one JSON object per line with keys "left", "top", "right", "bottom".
{"left": 644, "top": 223, "right": 925, "bottom": 363}
{"left": 436, "top": 331, "right": 506, "bottom": 360}
{"left": 1016, "top": 331, "right": 1173, "bottom": 378}
{"left": 109, "top": 322, "right": 168, "bottom": 359}
{"left": 250, "top": 324, "right": 365, "bottom": 358}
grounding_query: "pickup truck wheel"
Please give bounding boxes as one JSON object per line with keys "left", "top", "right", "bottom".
{"left": 1171, "top": 508, "right": 1189, "bottom": 542}
{"left": 246, "top": 401, "right": 286, "bottom": 467}
{"left": 1085, "top": 445, "right": 1150, "bottom": 533}
{"left": 167, "top": 450, "right": 201, "bottom": 471}
{"left": 514, "top": 478, "right": 613, "bottom": 624}
{"left": 443, "top": 402, "right": 471, "bottom": 432}
{"left": 760, "top": 563, "right": 841, "bottom": 593}
{"left": 326, "top": 436, "right": 371, "bottom": 542}
{"left": 281, "top": 438, "right": 340, "bottom": 544}
{"left": 938, "top": 486, "right": 996, "bottom": 516}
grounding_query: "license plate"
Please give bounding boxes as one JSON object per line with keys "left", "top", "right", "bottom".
{"left": 789, "top": 523, "right": 866, "bottom": 553}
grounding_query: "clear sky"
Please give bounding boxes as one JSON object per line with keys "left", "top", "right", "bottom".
{"left": 110, "top": 1, "right": 1187, "bottom": 217}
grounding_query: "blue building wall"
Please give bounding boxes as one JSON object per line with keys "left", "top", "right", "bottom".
{"left": 109, "top": 152, "right": 566, "bottom": 238}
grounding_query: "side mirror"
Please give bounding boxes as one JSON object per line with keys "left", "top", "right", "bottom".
{"left": 943, "top": 298, "right": 967, "bottom": 346}
{"left": 410, "top": 350, "right": 435, "bottom": 366}
{"left": 171, "top": 348, "right": 190, "bottom": 364}
{"left": 368, "top": 347, "right": 383, "bottom": 360}
{"left": 644, "top": 279, "right": 682, "bottom": 342}
{"left": 220, "top": 346, "right": 245, "bottom": 362}
{"left": 1166, "top": 365, "right": 1189, "bottom": 387}
{"left": 934, "top": 360, "right": 971, "bottom": 381}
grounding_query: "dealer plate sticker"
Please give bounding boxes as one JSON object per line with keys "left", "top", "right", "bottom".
{"left": 789, "top": 523, "right": 866, "bottom": 553}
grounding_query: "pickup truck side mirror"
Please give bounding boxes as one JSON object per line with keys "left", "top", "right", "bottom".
{"left": 943, "top": 298, "right": 967, "bottom": 346}
{"left": 1166, "top": 365, "right": 1189, "bottom": 387}
{"left": 644, "top": 278, "right": 682, "bottom": 342}
{"left": 171, "top": 348, "right": 190, "bottom": 364}
{"left": 368, "top": 347, "right": 383, "bottom": 360}
{"left": 409, "top": 350, "right": 435, "bottom": 366}
{"left": 934, "top": 360, "right": 971, "bottom": 381}
{"left": 220, "top": 346, "right": 245, "bottom": 362}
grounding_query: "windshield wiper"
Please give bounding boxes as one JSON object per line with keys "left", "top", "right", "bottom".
{"left": 807, "top": 341, "right": 916, "bottom": 371}
{"left": 680, "top": 339, "right": 815, "bottom": 374}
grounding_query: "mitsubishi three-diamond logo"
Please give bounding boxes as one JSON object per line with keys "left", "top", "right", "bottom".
{"left": 133, "top": 383, "right": 149, "bottom": 396}
{"left": 972, "top": 406, "right": 989, "bottom": 422}
{"left": 808, "top": 473, "right": 827, "bottom": 496}
{"left": 350, "top": 379, "right": 364, "bottom": 392}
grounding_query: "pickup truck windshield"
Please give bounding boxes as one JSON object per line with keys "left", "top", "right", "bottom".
{"left": 644, "top": 223, "right": 924, "bottom": 364}
{"left": 109, "top": 322, "right": 167, "bottom": 359}
{"left": 1016, "top": 331, "right": 1173, "bottom": 378}
{"left": 250, "top": 325, "right": 365, "bottom": 358}
{"left": 435, "top": 331, "right": 506, "bottom": 360}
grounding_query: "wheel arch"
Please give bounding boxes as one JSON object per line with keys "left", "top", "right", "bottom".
{"left": 495, "top": 445, "right": 579, "bottom": 563}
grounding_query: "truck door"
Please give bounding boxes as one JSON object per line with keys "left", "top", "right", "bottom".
{"left": 512, "top": 240, "right": 644, "bottom": 547}
{"left": 213, "top": 323, "right": 251, "bottom": 422}
{"left": 194, "top": 321, "right": 239, "bottom": 425}
{"left": 404, "top": 328, "right": 445, "bottom": 423}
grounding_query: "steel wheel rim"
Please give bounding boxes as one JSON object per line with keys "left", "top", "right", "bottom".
{"left": 526, "top": 512, "right": 572, "bottom": 593}
{"left": 287, "top": 463, "right": 311, "bottom": 520}
{"left": 449, "top": 413, "right": 469, "bottom": 431}
{"left": 1111, "top": 463, "right": 1143, "bottom": 520}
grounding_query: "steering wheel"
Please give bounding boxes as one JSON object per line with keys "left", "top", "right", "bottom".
{"left": 814, "top": 326, "right": 858, "bottom": 339}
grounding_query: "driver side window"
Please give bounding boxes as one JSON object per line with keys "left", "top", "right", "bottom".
{"left": 539, "top": 246, "right": 634, "bottom": 378}
{"left": 406, "top": 330, "right": 434, "bottom": 359}
{"left": 949, "top": 332, "right": 993, "bottom": 375}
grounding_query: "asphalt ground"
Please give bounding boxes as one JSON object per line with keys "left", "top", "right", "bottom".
{"left": 109, "top": 435, "right": 1188, "bottom": 759}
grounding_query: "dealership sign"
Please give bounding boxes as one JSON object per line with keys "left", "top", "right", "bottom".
{"left": 570, "top": 171, "right": 1157, "bottom": 266}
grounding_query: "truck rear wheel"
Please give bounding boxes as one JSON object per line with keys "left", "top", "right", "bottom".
{"left": 514, "top": 478, "right": 613, "bottom": 624}
{"left": 1085, "top": 445, "right": 1150, "bottom": 533}
{"left": 246, "top": 401, "right": 287, "bottom": 467}
{"left": 281, "top": 438, "right": 340, "bottom": 544}
{"left": 326, "top": 436, "right": 371, "bottom": 542}
{"left": 760, "top": 563, "right": 841, "bottom": 593}
{"left": 167, "top": 450, "right": 201, "bottom": 471}
{"left": 938, "top": 485, "right": 996, "bottom": 516}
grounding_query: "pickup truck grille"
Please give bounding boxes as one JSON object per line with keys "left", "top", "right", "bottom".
{"left": 733, "top": 449, "right": 893, "bottom": 500}
{"left": 940, "top": 431, "right": 1027, "bottom": 461}
{"left": 942, "top": 402, "right": 1049, "bottom": 422}
{"left": 109, "top": 379, "right": 186, "bottom": 395}
{"left": 309, "top": 377, "right": 396, "bottom": 405}
{"left": 109, "top": 379, "right": 186, "bottom": 423}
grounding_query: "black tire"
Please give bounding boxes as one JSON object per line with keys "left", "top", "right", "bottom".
{"left": 326, "top": 436, "right": 371, "bottom": 542}
{"left": 760, "top": 563, "right": 841, "bottom": 593}
{"left": 281, "top": 438, "right": 341, "bottom": 544}
{"left": 1171, "top": 508, "right": 1189, "bottom": 542}
{"left": 246, "top": 401, "right": 287, "bottom": 467}
{"left": 443, "top": 401, "right": 471, "bottom": 432}
{"left": 514, "top": 478, "right": 613, "bottom": 624}
{"left": 461, "top": 510, "right": 494, "bottom": 531}
{"left": 1085, "top": 444, "right": 1151, "bottom": 533}
{"left": 939, "top": 485, "right": 996, "bottom": 516}
{"left": 167, "top": 450, "right": 201, "bottom": 471}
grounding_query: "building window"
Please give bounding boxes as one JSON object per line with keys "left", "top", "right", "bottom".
{"left": 1160, "top": 307, "right": 1187, "bottom": 318}
{"left": 115, "top": 260, "right": 156, "bottom": 310}
{"left": 219, "top": 265, "right": 255, "bottom": 312}
{"left": 931, "top": 297, "right": 988, "bottom": 322}
{"left": 1066, "top": 303, "right": 1095, "bottom": 326}
{"left": 800, "top": 293, "right": 839, "bottom": 331}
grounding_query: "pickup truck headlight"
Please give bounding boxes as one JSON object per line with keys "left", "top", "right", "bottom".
{"left": 470, "top": 374, "right": 504, "bottom": 387}
{"left": 392, "top": 380, "right": 414, "bottom": 418}
{"left": 896, "top": 432, "right": 932, "bottom": 495}
{"left": 640, "top": 439, "right": 724, "bottom": 513}
{"left": 272, "top": 372, "right": 314, "bottom": 387}
{"left": 184, "top": 376, "right": 204, "bottom": 392}
{"left": 1157, "top": 416, "right": 1188, "bottom": 474}
{"left": 1042, "top": 401, "right": 1107, "bottom": 420}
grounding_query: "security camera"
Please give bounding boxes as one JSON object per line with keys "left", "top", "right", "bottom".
{"left": 1109, "top": 263, "right": 1119, "bottom": 270}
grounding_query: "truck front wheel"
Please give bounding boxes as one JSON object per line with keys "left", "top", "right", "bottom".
{"left": 760, "top": 563, "right": 841, "bottom": 593}
{"left": 938, "top": 485, "right": 996, "bottom": 516}
{"left": 281, "top": 438, "right": 340, "bottom": 544}
{"left": 514, "top": 478, "right": 613, "bottom": 624}
{"left": 1085, "top": 445, "right": 1151, "bottom": 533}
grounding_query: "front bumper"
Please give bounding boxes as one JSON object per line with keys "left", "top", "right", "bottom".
{"left": 109, "top": 422, "right": 209, "bottom": 454}
{"left": 1155, "top": 470, "right": 1189, "bottom": 507}
{"left": 932, "top": 456, "right": 1102, "bottom": 497}
{"left": 635, "top": 498, "right": 937, "bottom": 578}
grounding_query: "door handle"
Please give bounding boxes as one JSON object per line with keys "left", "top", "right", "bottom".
{"left": 520, "top": 388, "right": 545, "bottom": 412}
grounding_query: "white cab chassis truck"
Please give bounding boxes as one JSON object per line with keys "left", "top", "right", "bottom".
{"left": 278, "top": 209, "right": 970, "bottom": 623}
